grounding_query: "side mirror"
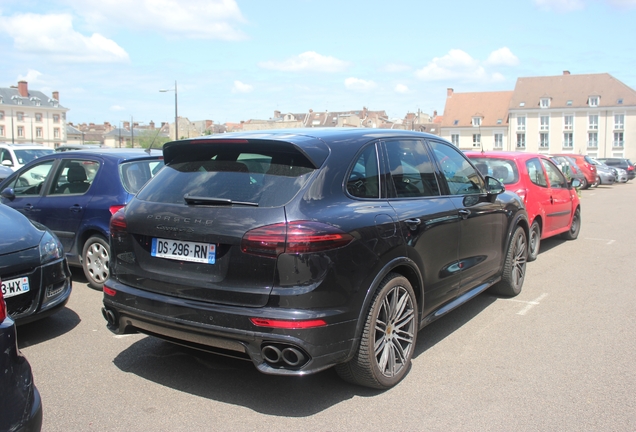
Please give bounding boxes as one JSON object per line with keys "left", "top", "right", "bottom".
{"left": 1, "top": 160, "right": 13, "bottom": 168}
{"left": 483, "top": 176, "right": 505, "bottom": 203}
{"left": 1, "top": 187, "right": 16, "bottom": 201}
{"left": 570, "top": 178, "right": 582, "bottom": 189}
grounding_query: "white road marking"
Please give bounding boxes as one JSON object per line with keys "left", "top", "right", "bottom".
{"left": 585, "top": 237, "right": 615, "bottom": 245}
{"left": 516, "top": 293, "right": 548, "bottom": 315}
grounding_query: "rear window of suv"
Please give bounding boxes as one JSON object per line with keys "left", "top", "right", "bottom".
{"left": 136, "top": 147, "right": 315, "bottom": 207}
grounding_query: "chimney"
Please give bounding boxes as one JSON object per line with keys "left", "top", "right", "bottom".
{"left": 434, "top": 110, "right": 438, "bottom": 117}
{"left": 52, "top": 91, "right": 59, "bottom": 100}
{"left": 18, "top": 81, "right": 28, "bottom": 97}
{"left": 563, "top": 71, "right": 570, "bottom": 75}
{"left": 447, "top": 88, "right": 454, "bottom": 97}
{"left": 149, "top": 120, "right": 155, "bottom": 129}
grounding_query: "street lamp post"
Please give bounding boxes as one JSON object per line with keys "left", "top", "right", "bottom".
{"left": 159, "top": 81, "right": 178, "bottom": 140}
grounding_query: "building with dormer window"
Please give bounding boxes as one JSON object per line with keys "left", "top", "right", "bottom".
{"left": 0, "top": 81, "right": 69, "bottom": 147}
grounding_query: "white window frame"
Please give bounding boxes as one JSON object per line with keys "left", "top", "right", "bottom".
{"left": 540, "top": 115, "right": 550, "bottom": 131}
{"left": 472, "top": 133, "right": 481, "bottom": 147}
{"left": 517, "top": 116, "right": 526, "bottom": 131}
{"left": 35, "top": 113, "right": 42, "bottom": 122}
{"left": 539, "top": 132, "right": 550, "bottom": 149}
{"left": 564, "top": 114, "right": 573, "bottom": 131}
{"left": 451, "top": 134, "right": 459, "bottom": 146}
{"left": 588, "top": 132, "right": 598, "bottom": 148}
{"left": 588, "top": 96, "right": 599, "bottom": 107}
{"left": 613, "top": 132, "right": 624, "bottom": 148}
{"left": 472, "top": 117, "right": 481, "bottom": 127}
{"left": 17, "top": 126, "right": 24, "bottom": 137}
{"left": 17, "top": 112, "right": 24, "bottom": 121}
{"left": 54, "top": 127, "right": 60, "bottom": 139}
{"left": 614, "top": 113, "right": 624, "bottom": 130}
{"left": 563, "top": 132, "right": 573, "bottom": 148}
{"left": 53, "top": 114, "right": 60, "bottom": 123}
{"left": 540, "top": 98, "right": 550, "bottom": 108}
{"left": 0, "top": 125, "right": 4, "bottom": 137}
{"left": 588, "top": 114, "right": 599, "bottom": 130}
{"left": 36, "top": 127, "right": 43, "bottom": 138}
{"left": 516, "top": 133, "right": 526, "bottom": 149}
{"left": 494, "top": 133, "right": 503, "bottom": 149}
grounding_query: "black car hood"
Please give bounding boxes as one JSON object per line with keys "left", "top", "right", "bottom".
{"left": 0, "top": 204, "right": 43, "bottom": 254}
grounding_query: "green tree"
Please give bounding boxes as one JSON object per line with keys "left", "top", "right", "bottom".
{"left": 136, "top": 129, "right": 170, "bottom": 149}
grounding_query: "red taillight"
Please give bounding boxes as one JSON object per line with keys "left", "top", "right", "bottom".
{"left": 103, "top": 285, "right": 117, "bottom": 296}
{"left": 110, "top": 208, "right": 127, "bottom": 230}
{"left": 241, "top": 221, "right": 354, "bottom": 258}
{"left": 250, "top": 317, "right": 327, "bottom": 329}
{"left": 515, "top": 188, "right": 528, "bottom": 204}
{"left": 628, "top": 166, "right": 634, "bottom": 171}
{"left": 109, "top": 205, "right": 125, "bottom": 215}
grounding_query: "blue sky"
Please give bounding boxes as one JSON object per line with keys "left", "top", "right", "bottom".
{"left": 1, "top": 0, "right": 635, "bottom": 126}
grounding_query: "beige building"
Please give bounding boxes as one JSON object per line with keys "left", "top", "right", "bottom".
{"left": 441, "top": 89, "right": 513, "bottom": 151}
{"left": 0, "top": 81, "right": 69, "bottom": 148}
{"left": 440, "top": 72, "right": 636, "bottom": 160}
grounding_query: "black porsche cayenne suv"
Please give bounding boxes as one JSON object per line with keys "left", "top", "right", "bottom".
{"left": 103, "top": 128, "right": 528, "bottom": 389}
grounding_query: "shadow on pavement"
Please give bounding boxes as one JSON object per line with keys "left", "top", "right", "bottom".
{"left": 17, "top": 307, "right": 81, "bottom": 348}
{"left": 112, "top": 291, "right": 497, "bottom": 416}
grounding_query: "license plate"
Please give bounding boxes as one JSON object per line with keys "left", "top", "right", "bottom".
{"left": 151, "top": 238, "right": 216, "bottom": 264}
{"left": 1, "top": 276, "right": 30, "bottom": 299}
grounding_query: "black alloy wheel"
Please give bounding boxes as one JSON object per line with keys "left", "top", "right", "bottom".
{"left": 490, "top": 226, "right": 527, "bottom": 297}
{"left": 336, "top": 273, "right": 417, "bottom": 389}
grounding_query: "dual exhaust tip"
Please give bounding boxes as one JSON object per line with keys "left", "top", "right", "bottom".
{"left": 261, "top": 343, "right": 309, "bottom": 369}
{"left": 102, "top": 307, "right": 117, "bottom": 328}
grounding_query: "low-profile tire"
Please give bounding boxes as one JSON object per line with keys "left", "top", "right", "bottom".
{"left": 335, "top": 273, "right": 418, "bottom": 390}
{"left": 561, "top": 207, "right": 581, "bottom": 240}
{"left": 82, "top": 235, "right": 110, "bottom": 290}
{"left": 489, "top": 226, "right": 527, "bottom": 297}
{"left": 527, "top": 220, "right": 541, "bottom": 262}
{"left": 579, "top": 177, "right": 589, "bottom": 189}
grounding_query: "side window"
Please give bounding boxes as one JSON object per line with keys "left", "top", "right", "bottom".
{"left": 12, "top": 160, "right": 55, "bottom": 196}
{"left": 526, "top": 158, "right": 548, "bottom": 187}
{"left": 542, "top": 159, "right": 568, "bottom": 188}
{"left": 385, "top": 140, "right": 440, "bottom": 197}
{"left": 429, "top": 140, "right": 483, "bottom": 195}
{"left": 0, "top": 149, "right": 13, "bottom": 166}
{"left": 49, "top": 159, "right": 97, "bottom": 195}
{"left": 347, "top": 144, "right": 380, "bottom": 198}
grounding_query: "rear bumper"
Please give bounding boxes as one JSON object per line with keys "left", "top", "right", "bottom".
{"left": 102, "top": 279, "right": 359, "bottom": 376}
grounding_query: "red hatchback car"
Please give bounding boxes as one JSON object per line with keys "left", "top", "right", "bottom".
{"left": 552, "top": 154, "right": 598, "bottom": 189}
{"left": 467, "top": 151, "right": 581, "bottom": 261}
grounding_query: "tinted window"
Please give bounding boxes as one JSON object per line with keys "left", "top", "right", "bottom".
{"left": 468, "top": 157, "right": 519, "bottom": 185}
{"left": 526, "top": 158, "right": 548, "bottom": 187}
{"left": 119, "top": 160, "right": 164, "bottom": 194}
{"left": 429, "top": 140, "right": 483, "bottom": 195}
{"left": 347, "top": 144, "right": 380, "bottom": 199}
{"left": 386, "top": 140, "right": 440, "bottom": 197}
{"left": 137, "top": 148, "right": 314, "bottom": 207}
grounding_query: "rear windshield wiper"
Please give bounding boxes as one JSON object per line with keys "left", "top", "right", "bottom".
{"left": 184, "top": 194, "right": 259, "bottom": 207}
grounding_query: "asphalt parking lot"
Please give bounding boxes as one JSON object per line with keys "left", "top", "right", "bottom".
{"left": 17, "top": 182, "right": 636, "bottom": 431}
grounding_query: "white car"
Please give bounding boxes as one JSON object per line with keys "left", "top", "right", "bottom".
{"left": 0, "top": 143, "right": 55, "bottom": 171}
{"left": 612, "top": 167, "right": 628, "bottom": 183}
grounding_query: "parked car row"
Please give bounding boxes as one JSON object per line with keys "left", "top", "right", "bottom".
{"left": 0, "top": 129, "right": 611, "bottom": 420}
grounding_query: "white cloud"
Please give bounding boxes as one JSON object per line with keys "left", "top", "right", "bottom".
{"left": 534, "top": 0, "right": 586, "bottom": 12}
{"left": 0, "top": 13, "right": 129, "bottom": 63}
{"left": 66, "top": 0, "right": 247, "bottom": 40}
{"left": 344, "top": 77, "right": 377, "bottom": 92}
{"left": 395, "top": 84, "right": 409, "bottom": 94}
{"left": 415, "top": 49, "right": 513, "bottom": 83}
{"left": 606, "top": 0, "right": 636, "bottom": 7}
{"left": 485, "top": 47, "right": 520, "bottom": 66}
{"left": 110, "top": 105, "right": 126, "bottom": 111}
{"left": 232, "top": 80, "right": 253, "bottom": 93}
{"left": 17, "top": 70, "right": 44, "bottom": 84}
{"left": 259, "top": 51, "right": 350, "bottom": 73}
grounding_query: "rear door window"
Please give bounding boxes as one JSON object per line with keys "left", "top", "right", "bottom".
{"left": 49, "top": 159, "right": 99, "bottom": 195}
{"left": 347, "top": 144, "right": 380, "bottom": 199}
{"left": 526, "top": 158, "right": 548, "bottom": 187}
{"left": 429, "top": 140, "right": 483, "bottom": 195}
{"left": 120, "top": 160, "right": 164, "bottom": 194}
{"left": 385, "top": 139, "right": 440, "bottom": 197}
